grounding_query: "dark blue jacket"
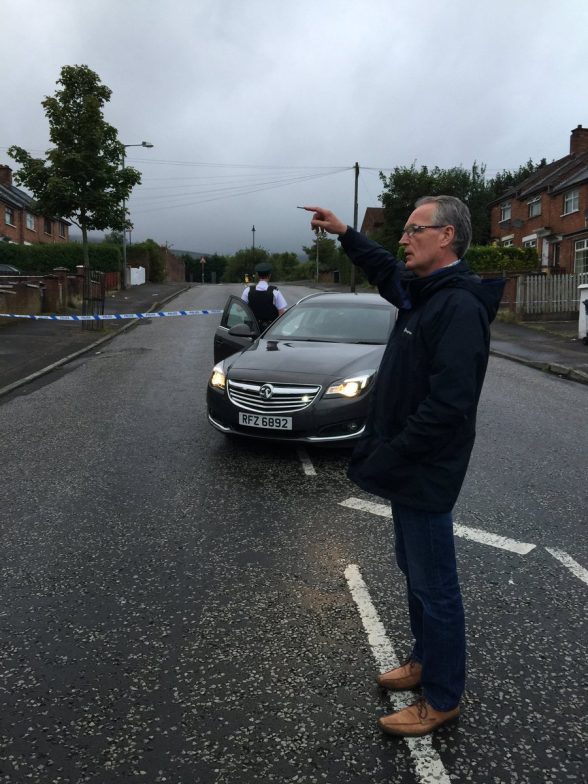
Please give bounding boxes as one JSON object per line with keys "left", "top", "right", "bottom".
{"left": 340, "top": 228, "right": 505, "bottom": 513}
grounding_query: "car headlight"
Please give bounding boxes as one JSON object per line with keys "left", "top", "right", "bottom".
{"left": 209, "top": 364, "right": 226, "bottom": 390}
{"left": 324, "top": 371, "right": 375, "bottom": 398}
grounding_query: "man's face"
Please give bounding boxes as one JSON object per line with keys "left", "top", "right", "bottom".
{"left": 399, "top": 203, "right": 455, "bottom": 276}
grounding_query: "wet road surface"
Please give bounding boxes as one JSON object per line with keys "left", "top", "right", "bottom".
{"left": 0, "top": 284, "right": 586, "bottom": 783}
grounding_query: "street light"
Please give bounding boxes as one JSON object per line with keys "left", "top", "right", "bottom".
{"left": 121, "top": 141, "right": 153, "bottom": 289}
{"left": 251, "top": 225, "right": 256, "bottom": 267}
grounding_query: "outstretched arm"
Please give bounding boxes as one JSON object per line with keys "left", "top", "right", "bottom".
{"left": 302, "top": 205, "right": 411, "bottom": 310}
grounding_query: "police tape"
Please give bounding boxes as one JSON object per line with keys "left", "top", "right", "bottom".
{"left": 0, "top": 309, "right": 224, "bottom": 322}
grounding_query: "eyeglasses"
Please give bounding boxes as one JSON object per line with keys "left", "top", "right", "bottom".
{"left": 401, "top": 224, "right": 447, "bottom": 237}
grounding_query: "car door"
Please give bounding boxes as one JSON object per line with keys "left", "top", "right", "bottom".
{"left": 213, "top": 295, "right": 260, "bottom": 363}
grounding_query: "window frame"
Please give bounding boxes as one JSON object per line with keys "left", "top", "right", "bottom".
{"left": 527, "top": 196, "right": 541, "bottom": 218}
{"left": 500, "top": 202, "right": 512, "bottom": 222}
{"left": 44, "top": 218, "right": 53, "bottom": 235}
{"left": 4, "top": 206, "right": 15, "bottom": 226}
{"left": 574, "top": 238, "right": 588, "bottom": 274}
{"left": 562, "top": 189, "right": 579, "bottom": 216}
{"left": 26, "top": 212, "right": 36, "bottom": 231}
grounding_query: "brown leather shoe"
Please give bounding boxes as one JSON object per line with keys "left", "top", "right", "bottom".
{"left": 376, "top": 659, "right": 422, "bottom": 690}
{"left": 378, "top": 697, "right": 460, "bottom": 737}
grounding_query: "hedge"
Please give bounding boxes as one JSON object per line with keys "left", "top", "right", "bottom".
{"left": 464, "top": 245, "right": 539, "bottom": 273}
{"left": 0, "top": 241, "right": 121, "bottom": 273}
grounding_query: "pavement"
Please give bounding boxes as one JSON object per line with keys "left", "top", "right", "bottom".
{"left": 0, "top": 281, "right": 192, "bottom": 397}
{"left": 1, "top": 281, "right": 587, "bottom": 398}
{"left": 490, "top": 316, "right": 588, "bottom": 384}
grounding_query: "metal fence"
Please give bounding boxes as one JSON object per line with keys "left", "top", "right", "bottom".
{"left": 515, "top": 272, "right": 588, "bottom": 315}
{"left": 81, "top": 269, "right": 106, "bottom": 331}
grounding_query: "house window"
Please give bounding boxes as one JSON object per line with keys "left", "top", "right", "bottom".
{"left": 26, "top": 212, "right": 36, "bottom": 231}
{"left": 527, "top": 196, "right": 541, "bottom": 218}
{"left": 562, "top": 189, "right": 579, "bottom": 215}
{"left": 59, "top": 222, "right": 66, "bottom": 238}
{"left": 501, "top": 234, "right": 514, "bottom": 248}
{"left": 4, "top": 206, "right": 15, "bottom": 226}
{"left": 523, "top": 239, "right": 537, "bottom": 249}
{"left": 500, "top": 202, "right": 512, "bottom": 222}
{"left": 44, "top": 218, "right": 52, "bottom": 235}
{"left": 575, "top": 239, "right": 588, "bottom": 274}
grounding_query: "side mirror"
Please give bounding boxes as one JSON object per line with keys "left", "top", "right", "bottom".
{"left": 228, "top": 323, "right": 258, "bottom": 338}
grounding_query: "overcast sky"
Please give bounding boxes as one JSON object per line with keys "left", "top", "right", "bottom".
{"left": 2, "top": 0, "right": 588, "bottom": 256}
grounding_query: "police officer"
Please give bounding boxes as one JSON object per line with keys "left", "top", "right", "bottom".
{"left": 241, "top": 261, "right": 287, "bottom": 331}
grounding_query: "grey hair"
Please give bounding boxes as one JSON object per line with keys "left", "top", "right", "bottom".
{"left": 415, "top": 195, "right": 472, "bottom": 258}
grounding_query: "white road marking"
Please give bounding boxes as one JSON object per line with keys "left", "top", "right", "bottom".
{"left": 344, "top": 564, "right": 452, "bottom": 784}
{"left": 340, "top": 497, "right": 394, "bottom": 518}
{"left": 452, "top": 522, "right": 535, "bottom": 555}
{"left": 545, "top": 548, "right": 588, "bottom": 586}
{"left": 339, "top": 497, "right": 536, "bottom": 555}
{"left": 297, "top": 447, "right": 317, "bottom": 476}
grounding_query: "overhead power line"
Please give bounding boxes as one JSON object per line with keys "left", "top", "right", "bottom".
{"left": 131, "top": 167, "right": 351, "bottom": 215}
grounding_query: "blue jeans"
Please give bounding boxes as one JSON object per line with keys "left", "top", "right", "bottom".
{"left": 392, "top": 502, "right": 465, "bottom": 711}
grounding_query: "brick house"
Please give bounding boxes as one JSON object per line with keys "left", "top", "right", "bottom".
{"left": 360, "top": 207, "right": 385, "bottom": 237}
{"left": 489, "top": 125, "right": 588, "bottom": 274}
{"left": 0, "top": 164, "right": 70, "bottom": 245}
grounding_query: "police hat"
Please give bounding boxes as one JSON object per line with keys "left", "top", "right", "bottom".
{"left": 255, "top": 262, "right": 272, "bottom": 275}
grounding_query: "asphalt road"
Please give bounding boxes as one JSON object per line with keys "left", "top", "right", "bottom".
{"left": 0, "top": 284, "right": 586, "bottom": 784}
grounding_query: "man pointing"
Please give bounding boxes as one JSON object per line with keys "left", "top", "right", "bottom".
{"left": 306, "top": 197, "right": 504, "bottom": 737}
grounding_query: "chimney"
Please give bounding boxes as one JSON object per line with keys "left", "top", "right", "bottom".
{"left": 570, "top": 124, "right": 588, "bottom": 155}
{"left": 0, "top": 165, "right": 13, "bottom": 187}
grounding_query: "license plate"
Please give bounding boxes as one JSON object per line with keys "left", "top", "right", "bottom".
{"left": 238, "top": 412, "right": 292, "bottom": 430}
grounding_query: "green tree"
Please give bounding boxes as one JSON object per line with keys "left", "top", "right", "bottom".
{"left": 206, "top": 253, "right": 228, "bottom": 282}
{"left": 128, "top": 239, "right": 165, "bottom": 283}
{"left": 490, "top": 158, "right": 546, "bottom": 196}
{"left": 224, "top": 247, "right": 271, "bottom": 282}
{"left": 302, "top": 233, "right": 340, "bottom": 273}
{"left": 270, "top": 251, "right": 300, "bottom": 280}
{"left": 103, "top": 230, "right": 123, "bottom": 245}
{"left": 8, "top": 64, "right": 141, "bottom": 268}
{"left": 183, "top": 253, "right": 228, "bottom": 282}
{"left": 376, "top": 159, "right": 544, "bottom": 252}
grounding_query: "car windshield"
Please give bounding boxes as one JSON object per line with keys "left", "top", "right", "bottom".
{"left": 265, "top": 302, "right": 395, "bottom": 344}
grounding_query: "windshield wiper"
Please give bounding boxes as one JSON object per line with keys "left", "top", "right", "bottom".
{"left": 301, "top": 337, "right": 342, "bottom": 343}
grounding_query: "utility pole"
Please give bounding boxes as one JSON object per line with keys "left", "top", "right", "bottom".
{"left": 350, "top": 162, "right": 359, "bottom": 292}
{"left": 121, "top": 141, "right": 153, "bottom": 289}
{"left": 316, "top": 235, "right": 319, "bottom": 283}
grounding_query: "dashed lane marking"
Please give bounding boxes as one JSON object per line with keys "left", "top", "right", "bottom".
{"left": 297, "top": 447, "right": 317, "bottom": 476}
{"left": 545, "top": 548, "right": 588, "bottom": 586}
{"left": 339, "top": 497, "right": 536, "bottom": 555}
{"left": 452, "top": 522, "right": 536, "bottom": 555}
{"left": 345, "top": 564, "right": 452, "bottom": 784}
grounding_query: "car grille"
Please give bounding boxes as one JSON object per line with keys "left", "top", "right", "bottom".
{"left": 227, "top": 380, "right": 321, "bottom": 413}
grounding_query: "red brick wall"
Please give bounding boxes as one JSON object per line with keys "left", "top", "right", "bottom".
{"left": 491, "top": 183, "right": 588, "bottom": 273}
{"left": 1, "top": 202, "right": 22, "bottom": 242}
{"left": 1, "top": 201, "right": 69, "bottom": 245}
{"left": 1, "top": 166, "right": 68, "bottom": 244}
{"left": 163, "top": 249, "right": 186, "bottom": 282}
{"left": 570, "top": 126, "right": 588, "bottom": 155}
{"left": 0, "top": 282, "right": 42, "bottom": 325}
